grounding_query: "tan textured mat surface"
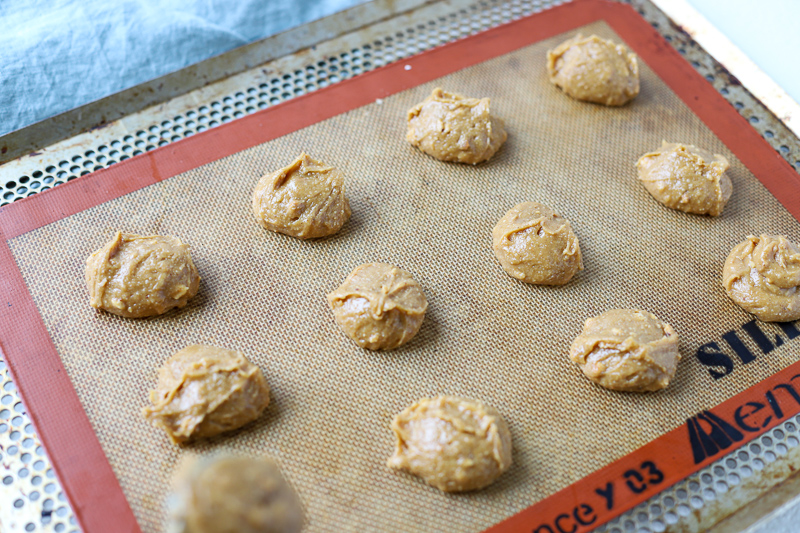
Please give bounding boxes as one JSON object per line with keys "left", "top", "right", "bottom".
{"left": 8, "top": 20, "right": 800, "bottom": 533}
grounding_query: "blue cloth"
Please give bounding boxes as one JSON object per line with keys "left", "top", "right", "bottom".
{"left": 0, "top": 0, "right": 368, "bottom": 136}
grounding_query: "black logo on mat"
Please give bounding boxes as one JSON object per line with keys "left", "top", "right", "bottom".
{"left": 687, "top": 410, "right": 744, "bottom": 464}
{"left": 687, "top": 372, "right": 800, "bottom": 464}
{"left": 695, "top": 320, "right": 799, "bottom": 379}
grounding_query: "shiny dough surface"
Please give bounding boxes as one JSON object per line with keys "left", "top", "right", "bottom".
{"left": 637, "top": 141, "right": 732, "bottom": 216}
{"left": 252, "top": 152, "right": 351, "bottom": 239}
{"left": 570, "top": 309, "right": 681, "bottom": 392}
{"left": 547, "top": 34, "right": 639, "bottom": 106}
{"left": 492, "top": 202, "right": 583, "bottom": 285}
{"left": 327, "top": 263, "right": 428, "bottom": 350}
{"left": 406, "top": 87, "right": 507, "bottom": 164}
{"left": 143, "top": 345, "right": 270, "bottom": 444}
{"left": 387, "top": 396, "right": 512, "bottom": 492}
{"left": 85, "top": 231, "right": 200, "bottom": 318}
{"left": 723, "top": 235, "right": 800, "bottom": 322}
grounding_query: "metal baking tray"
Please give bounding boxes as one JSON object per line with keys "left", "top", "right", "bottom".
{"left": 1, "top": 0, "right": 799, "bottom": 531}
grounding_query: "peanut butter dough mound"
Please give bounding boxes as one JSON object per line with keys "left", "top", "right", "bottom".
{"left": 547, "top": 34, "right": 639, "bottom": 106}
{"left": 492, "top": 202, "right": 583, "bottom": 285}
{"left": 407, "top": 88, "right": 507, "bottom": 164}
{"left": 723, "top": 235, "right": 800, "bottom": 322}
{"left": 327, "top": 263, "right": 428, "bottom": 350}
{"left": 387, "top": 396, "right": 512, "bottom": 492}
{"left": 252, "top": 153, "right": 351, "bottom": 239}
{"left": 85, "top": 232, "right": 200, "bottom": 318}
{"left": 570, "top": 309, "right": 680, "bottom": 392}
{"left": 143, "top": 345, "right": 270, "bottom": 444}
{"left": 168, "top": 454, "right": 303, "bottom": 533}
{"left": 637, "top": 142, "right": 732, "bottom": 216}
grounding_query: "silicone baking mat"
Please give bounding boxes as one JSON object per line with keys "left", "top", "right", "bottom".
{"left": 1, "top": 1, "right": 800, "bottom": 532}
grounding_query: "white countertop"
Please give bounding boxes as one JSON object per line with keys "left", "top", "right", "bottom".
{"left": 687, "top": 0, "right": 800, "bottom": 104}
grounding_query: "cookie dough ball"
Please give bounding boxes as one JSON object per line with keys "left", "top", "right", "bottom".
{"left": 547, "top": 34, "right": 639, "bottom": 106}
{"left": 327, "top": 263, "right": 428, "bottom": 350}
{"left": 143, "top": 345, "right": 270, "bottom": 444}
{"left": 387, "top": 396, "right": 512, "bottom": 492}
{"left": 406, "top": 88, "right": 507, "bottom": 164}
{"left": 570, "top": 309, "right": 680, "bottom": 392}
{"left": 252, "top": 153, "right": 351, "bottom": 239}
{"left": 492, "top": 202, "right": 583, "bottom": 285}
{"left": 723, "top": 235, "right": 800, "bottom": 322}
{"left": 85, "top": 232, "right": 200, "bottom": 318}
{"left": 168, "top": 454, "right": 303, "bottom": 533}
{"left": 637, "top": 142, "right": 732, "bottom": 216}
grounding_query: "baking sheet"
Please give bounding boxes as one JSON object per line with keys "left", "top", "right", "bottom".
{"left": 2, "top": 2, "right": 800, "bottom": 532}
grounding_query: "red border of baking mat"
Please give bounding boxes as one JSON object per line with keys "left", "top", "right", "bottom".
{"left": 1, "top": 1, "right": 799, "bottom": 531}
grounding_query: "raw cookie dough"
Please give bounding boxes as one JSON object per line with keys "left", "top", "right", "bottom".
{"left": 327, "top": 263, "right": 428, "bottom": 350}
{"left": 252, "top": 152, "right": 351, "bottom": 239}
{"left": 85, "top": 232, "right": 201, "bottom": 318}
{"left": 143, "top": 345, "right": 270, "bottom": 444}
{"left": 636, "top": 142, "right": 732, "bottom": 216}
{"left": 723, "top": 235, "right": 800, "bottom": 322}
{"left": 387, "top": 396, "right": 512, "bottom": 492}
{"left": 570, "top": 309, "right": 680, "bottom": 392}
{"left": 406, "top": 88, "right": 507, "bottom": 164}
{"left": 168, "top": 454, "right": 303, "bottom": 533}
{"left": 547, "top": 34, "right": 639, "bottom": 106}
{"left": 492, "top": 202, "right": 583, "bottom": 285}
